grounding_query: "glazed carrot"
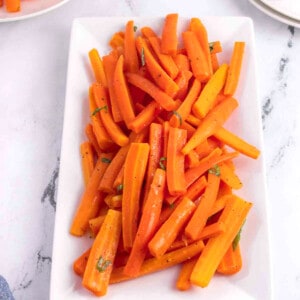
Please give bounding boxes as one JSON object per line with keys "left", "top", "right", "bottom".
{"left": 190, "top": 194, "right": 252, "bottom": 287}
{"left": 186, "top": 150, "right": 200, "bottom": 169}
{"left": 174, "top": 70, "right": 193, "bottom": 100}
{"left": 80, "top": 142, "right": 95, "bottom": 187}
{"left": 70, "top": 153, "right": 113, "bottom": 236}
{"left": 148, "top": 36, "right": 179, "bottom": 79}
{"left": 124, "top": 20, "right": 139, "bottom": 73}
{"left": 122, "top": 143, "right": 150, "bottom": 251}
{"left": 113, "top": 55, "right": 136, "bottom": 127}
{"left": 185, "top": 171, "right": 221, "bottom": 240}
{"left": 92, "top": 83, "right": 129, "bottom": 147}
{"left": 109, "top": 31, "right": 124, "bottom": 50}
{"left": 102, "top": 51, "right": 123, "bottom": 122}
{"left": 224, "top": 42, "right": 245, "bottom": 95}
{"left": 217, "top": 180, "right": 233, "bottom": 198}
{"left": 110, "top": 240, "right": 205, "bottom": 284}
{"left": 136, "top": 37, "right": 179, "bottom": 97}
{"left": 176, "top": 257, "right": 198, "bottom": 291}
{"left": 211, "top": 53, "right": 220, "bottom": 72}
{"left": 182, "top": 97, "right": 239, "bottom": 154}
{"left": 148, "top": 197, "right": 196, "bottom": 257}
{"left": 169, "top": 79, "right": 201, "bottom": 128}
{"left": 180, "top": 121, "right": 196, "bottom": 139}
{"left": 219, "top": 162, "right": 243, "bottom": 190}
{"left": 192, "top": 64, "right": 229, "bottom": 119}
{"left": 126, "top": 72, "right": 177, "bottom": 111}
{"left": 167, "top": 128, "right": 187, "bottom": 196}
{"left": 6, "top": 0, "right": 20, "bottom": 12}
{"left": 88, "top": 49, "right": 107, "bottom": 87}
{"left": 173, "top": 54, "right": 190, "bottom": 71}
{"left": 0, "top": 0, "right": 3, "bottom": 7}
{"left": 209, "top": 41, "right": 223, "bottom": 54}
{"left": 182, "top": 31, "right": 210, "bottom": 82}
{"left": 214, "top": 126, "right": 260, "bottom": 159}
{"left": 82, "top": 209, "right": 122, "bottom": 296}
{"left": 89, "top": 215, "right": 105, "bottom": 237}
{"left": 73, "top": 248, "right": 91, "bottom": 277}
{"left": 162, "top": 121, "right": 170, "bottom": 158}
{"left": 123, "top": 169, "right": 166, "bottom": 276}
{"left": 113, "top": 165, "right": 124, "bottom": 190}
{"left": 209, "top": 194, "right": 230, "bottom": 217}
{"left": 85, "top": 123, "right": 102, "bottom": 156}
{"left": 105, "top": 194, "right": 122, "bottom": 209}
{"left": 186, "top": 113, "right": 201, "bottom": 127}
{"left": 161, "top": 13, "right": 179, "bottom": 56}
{"left": 217, "top": 243, "right": 243, "bottom": 275}
{"left": 141, "top": 26, "right": 157, "bottom": 39}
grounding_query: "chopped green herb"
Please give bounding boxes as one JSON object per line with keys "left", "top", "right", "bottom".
{"left": 141, "top": 47, "right": 146, "bottom": 66}
{"left": 133, "top": 25, "right": 138, "bottom": 32}
{"left": 159, "top": 157, "right": 167, "bottom": 170}
{"left": 116, "top": 184, "right": 123, "bottom": 193}
{"left": 101, "top": 157, "right": 112, "bottom": 164}
{"left": 96, "top": 256, "right": 111, "bottom": 273}
{"left": 232, "top": 221, "right": 245, "bottom": 250}
{"left": 208, "top": 164, "right": 221, "bottom": 177}
{"left": 169, "top": 202, "right": 175, "bottom": 209}
{"left": 172, "top": 111, "right": 182, "bottom": 126}
{"left": 209, "top": 42, "right": 214, "bottom": 52}
{"left": 91, "top": 105, "right": 108, "bottom": 116}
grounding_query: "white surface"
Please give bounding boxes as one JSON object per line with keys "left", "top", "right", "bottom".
{"left": 261, "top": 0, "right": 300, "bottom": 20}
{"left": 0, "top": 1, "right": 300, "bottom": 300}
{"left": 50, "top": 16, "right": 271, "bottom": 300}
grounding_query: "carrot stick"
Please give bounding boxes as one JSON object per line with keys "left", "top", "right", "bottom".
{"left": 182, "top": 97, "right": 239, "bottom": 154}
{"left": 105, "top": 194, "right": 122, "bottom": 209}
{"left": 192, "top": 64, "right": 229, "bottom": 119}
{"left": 167, "top": 127, "right": 187, "bottom": 196}
{"left": 123, "top": 169, "right": 166, "bottom": 277}
{"left": 176, "top": 257, "right": 198, "bottom": 291}
{"left": 109, "top": 31, "right": 124, "bottom": 50}
{"left": 88, "top": 49, "right": 108, "bottom": 87}
{"left": 186, "top": 113, "right": 201, "bottom": 127}
{"left": 174, "top": 70, "right": 193, "bottom": 100}
{"left": 122, "top": 143, "right": 150, "bottom": 251}
{"left": 185, "top": 171, "right": 221, "bottom": 240}
{"left": 190, "top": 194, "right": 252, "bottom": 287}
{"left": 148, "top": 197, "right": 196, "bottom": 257}
{"left": 113, "top": 165, "right": 124, "bottom": 190}
{"left": 209, "top": 194, "right": 230, "bottom": 217}
{"left": 141, "top": 26, "right": 157, "bottom": 39}
{"left": 213, "top": 126, "right": 260, "bottom": 159}
{"left": 80, "top": 142, "right": 95, "bottom": 187}
{"left": 85, "top": 123, "right": 102, "bottom": 156}
{"left": 126, "top": 72, "right": 177, "bottom": 111}
{"left": 6, "top": 0, "right": 20, "bottom": 13}
{"left": 182, "top": 31, "right": 210, "bottom": 82}
{"left": 0, "top": 0, "right": 3, "bottom": 7}
{"left": 89, "top": 215, "right": 105, "bottom": 237}
{"left": 110, "top": 240, "right": 205, "bottom": 284}
{"left": 224, "top": 42, "right": 245, "bottom": 96}
{"left": 73, "top": 248, "right": 91, "bottom": 277}
{"left": 113, "top": 55, "right": 135, "bottom": 127}
{"left": 124, "top": 20, "right": 139, "bottom": 73}
{"left": 161, "top": 13, "right": 179, "bottom": 56}
{"left": 209, "top": 41, "right": 223, "bottom": 54}
{"left": 173, "top": 54, "right": 190, "bottom": 71}
{"left": 92, "top": 83, "right": 129, "bottom": 147}
{"left": 186, "top": 150, "right": 200, "bottom": 169}
{"left": 70, "top": 153, "right": 113, "bottom": 236}
{"left": 82, "top": 209, "right": 122, "bottom": 296}
{"left": 211, "top": 53, "right": 220, "bottom": 73}
{"left": 219, "top": 162, "right": 242, "bottom": 190}
{"left": 162, "top": 121, "right": 170, "bottom": 158}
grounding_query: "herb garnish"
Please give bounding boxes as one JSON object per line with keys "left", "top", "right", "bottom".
{"left": 133, "top": 25, "right": 138, "bottom": 32}
{"left": 159, "top": 157, "right": 167, "bottom": 170}
{"left": 141, "top": 47, "right": 146, "bottom": 66}
{"left": 96, "top": 256, "right": 111, "bottom": 273}
{"left": 209, "top": 42, "right": 214, "bottom": 52}
{"left": 208, "top": 164, "right": 221, "bottom": 177}
{"left": 232, "top": 221, "right": 245, "bottom": 251}
{"left": 172, "top": 111, "right": 182, "bottom": 126}
{"left": 101, "top": 157, "right": 112, "bottom": 164}
{"left": 91, "top": 105, "right": 108, "bottom": 116}
{"left": 116, "top": 184, "right": 124, "bottom": 193}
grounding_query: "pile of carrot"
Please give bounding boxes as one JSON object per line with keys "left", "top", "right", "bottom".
{"left": 70, "top": 13, "right": 259, "bottom": 297}
{"left": 0, "top": 0, "right": 21, "bottom": 13}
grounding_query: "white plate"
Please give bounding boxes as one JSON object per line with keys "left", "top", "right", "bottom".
{"left": 0, "top": 0, "right": 70, "bottom": 22}
{"left": 50, "top": 17, "right": 272, "bottom": 300}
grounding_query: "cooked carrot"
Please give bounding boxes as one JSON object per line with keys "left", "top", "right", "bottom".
{"left": 110, "top": 240, "right": 205, "bottom": 284}
{"left": 73, "top": 248, "right": 91, "bottom": 277}
{"left": 217, "top": 243, "right": 243, "bottom": 275}
{"left": 211, "top": 53, "right": 220, "bottom": 72}
{"left": 213, "top": 126, "right": 260, "bottom": 159}
{"left": 180, "top": 121, "right": 196, "bottom": 139}
{"left": 109, "top": 31, "right": 124, "bottom": 50}
{"left": 82, "top": 209, "right": 122, "bottom": 296}
{"left": 162, "top": 121, "right": 170, "bottom": 158}
{"left": 182, "top": 31, "right": 210, "bottom": 82}
{"left": 185, "top": 171, "right": 221, "bottom": 240}
{"left": 174, "top": 70, "right": 193, "bottom": 100}
{"left": 192, "top": 63, "right": 229, "bottom": 119}
{"left": 182, "top": 97, "right": 239, "bottom": 154}
{"left": 6, "top": 0, "right": 20, "bottom": 13}
{"left": 124, "top": 20, "right": 139, "bottom": 73}
{"left": 209, "top": 194, "right": 230, "bottom": 217}
{"left": 167, "top": 127, "right": 187, "bottom": 196}
{"left": 85, "top": 123, "right": 101, "bottom": 156}
{"left": 176, "top": 257, "right": 198, "bottom": 291}
{"left": 219, "top": 162, "right": 242, "bottom": 190}
{"left": 80, "top": 142, "right": 95, "bottom": 187}
{"left": 113, "top": 55, "right": 136, "bottom": 127}
{"left": 0, "top": 0, "right": 3, "bottom": 7}
{"left": 123, "top": 168, "right": 166, "bottom": 276}
{"left": 113, "top": 164, "right": 125, "bottom": 190}
{"left": 126, "top": 72, "right": 177, "bottom": 111}
{"left": 186, "top": 113, "right": 201, "bottom": 127}
{"left": 141, "top": 26, "right": 157, "bottom": 39}
{"left": 105, "top": 194, "right": 122, "bottom": 209}
{"left": 186, "top": 150, "right": 200, "bottom": 169}
{"left": 88, "top": 49, "right": 108, "bottom": 87}
{"left": 148, "top": 197, "right": 196, "bottom": 257}
{"left": 122, "top": 143, "right": 150, "bottom": 251}
{"left": 173, "top": 53, "right": 190, "bottom": 71}
{"left": 89, "top": 215, "right": 106, "bottom": 237}
{"left": 70, "top": 153, "right": 113, "bottom": 236}
{"left": 161, "top": 13, "right": 179, "bottom": 56}
{"left": 190, "top": 194, "right": 252, "bottom": 287}
{"left": 136, "top": 37, "right": 179, "bottom": 97}
{"left": 224, "top": 42, "right": 245, "bottom": 95}
{"left": 209, "top": 41, "right": 223, "bottom": 54}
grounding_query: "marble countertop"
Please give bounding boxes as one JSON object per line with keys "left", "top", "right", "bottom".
{"left": 0, "top": 0, "right": 299, "bottom": 299}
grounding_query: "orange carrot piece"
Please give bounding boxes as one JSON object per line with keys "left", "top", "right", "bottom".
{"left": 110, "top": 240, "right": 205, "bottom": 284}
{"left": 109, "top": 31, "right": 124, "bottom": 50}
{"left": 148, "top": 197, "right": 196, "bottom": 257}
{"left": 219, "top": 162, "right": 242, "bottom": 190}
{"left": 186, "top": 113, "right": 201, "bottom": 127}
{"left": 169, "top": 79, "right": 201, "bottom": 128}
{"left": 217, "top": 243, "right": 243, "bottom": 275}
{"left": 82, "top": 209, "right": 122, "bottom": 296}
{"left": 209, "top": 194, "right": 230, "bottom": 217}
{"left": 89, "top": 215, "right": 106, "bottom": 237}
{"left": 141, "top": 26, "right": 157, "bottom": 39}
{"left": 209, "top": 41, "right": 223, "bottom": 54}
{"left": 85, "top": 123, "right": 102, "bottom": 156}
{"left": 88, "top": 49, "right": 108, "bottom": 87}
{"left": 136, "top": 37, "right": 179, "bottom": 97}
{"left": 124, "top": 20, "right": 139, "bottom": 73}
{"left": 186, "top": 150, "right": 200, "bottom": 169}
{"left": 122, "top": 143, "right": 150, "bottom": 251}
{"left": 185, "top": 171, "right": 221, "bottom": 240}
{"left": 6, "top": 0, "right": 20, "bottom": 12}
{"left": 0, "top": 0, "right": 3, "bottom": 7}
{"left": 73, "top": 248, "right": 91, "bottom": 277}
{"left": 173, "top": 54, "right": 190, "bottom": 71}
{"left": 176, "top": 257, "right": 198, "bottom": 291}
{"left": 92, "top": 83, "right": 129, "bottom": 147}
{"left": 113, "top": 164, "right": 124, "bottom": 190}
{"left": 180, "top": 121, "right": 196, "bottom": 139}
{"left": 113, "top": 55, "right": 135, "bottom": 127}
{"left": 167, "top": 128, "right": 187, "bottom": 196}
{"left": 211, "top": 53, "right": 220, "bottom": 73}
{"left": 190, "top": 194, "right": 252, "bottom": 287}
{"left": 182, "top": 97, "right": 239, "bottom": 154}
{"left": 224, "top": 42, "right": 245, "bottom": 96}
{"left": 161, "top": 13, "right": 179, "bottom": 56}
{"left": 162, "top": 121, "right": 170, "bottom": 158}
{"left": 213, "top": 126, "right": 260, "bottom": 159}
{"left": 192, "top": 64, "right": 228, "bottom": 119}
{"left": 123, "top": 169, "right": 166, "bottom": 276}
{"left": 105, "top": 194, "right": 122, "bottom": 209}
{"left": 174, "top": 70, "right": 193, "bottom": 100}
{"left": 182, "top": 31, "right": 210, "bottom": 82}
{"left": 80, "top": 142, "right": 95, "bottom": 187}
{"left": 126, "top": 72, "right": 177, "bottom": 111}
